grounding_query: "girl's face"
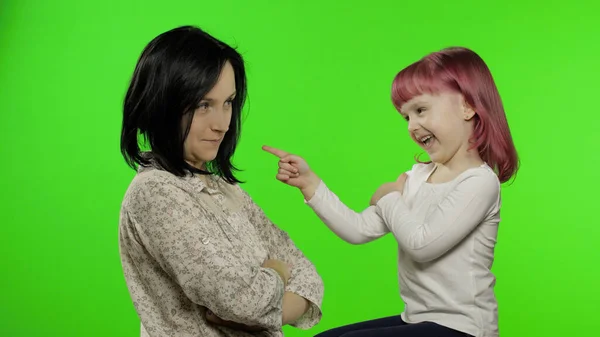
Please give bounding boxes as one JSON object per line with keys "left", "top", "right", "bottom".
{"left": 399, "top": 91, "right": 476, "bottom": 166}
{"left": 183, "top": 61, "right": 236, "bottom": 169}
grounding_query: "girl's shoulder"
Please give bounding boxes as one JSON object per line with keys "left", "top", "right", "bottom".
{"left": 405, "top": 162, "right": 435, "bottom": 178}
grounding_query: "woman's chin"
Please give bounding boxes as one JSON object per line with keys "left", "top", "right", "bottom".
{"left": 200, "top": 155, "right": 218, "bottom": 166}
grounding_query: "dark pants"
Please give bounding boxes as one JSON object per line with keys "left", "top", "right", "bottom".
{"left": 314, "top": 315, "right": 473, "bottom": 337}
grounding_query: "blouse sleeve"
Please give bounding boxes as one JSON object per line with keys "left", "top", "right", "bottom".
{"left": 237, "top": 185, "right": 324, "bottom": 330}
{"left": 375, "top": 169, "right": 500, "bottom": 262}
{"left": 125, "top": 177, "right": 285, "bottom": 330}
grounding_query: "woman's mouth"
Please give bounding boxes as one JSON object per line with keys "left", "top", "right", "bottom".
{"left": 203, "top": 138, "right": 222, "bottom": 145}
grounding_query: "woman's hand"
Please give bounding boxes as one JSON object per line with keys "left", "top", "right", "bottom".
{"left": 262, "top": 258, "right": 291, "bottom": 287}
{"left": 205, "top": 258, "right": 291, "bottom": 331}
{"left": 262, "top": 145, "right": 321, "bottom": 200}
{"left": 370, "top": 173, "right": 408, "bottom": 206}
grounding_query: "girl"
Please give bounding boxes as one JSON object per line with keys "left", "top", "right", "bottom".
{"left": 263, "top": 47, "right": 518, "bottom": 337}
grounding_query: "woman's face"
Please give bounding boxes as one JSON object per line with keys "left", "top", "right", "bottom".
{"left": 183, "top": 61, "right": 236, "bottom": 169}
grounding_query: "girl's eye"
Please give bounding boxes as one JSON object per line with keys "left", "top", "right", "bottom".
{"left": 197, "top": 102, "right": 209, "bottom": 110}
{"left": 224, "top": 99, "right": 233, "bottom": 107}
{"left": 416, "top": 107, "right": 426, "bottom": 114}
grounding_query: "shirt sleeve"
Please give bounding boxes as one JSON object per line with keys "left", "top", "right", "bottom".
{"left": 375, "top": 169, "right": 500, "bottom": 263}
{"left": 125, "top": 177, "right": 285, "bottom": 330}
{"left": 237, "top": 185, "right": 324, "bottom": 330}
{"left": 304, "top": 180, "right": 389, "bottom": 244}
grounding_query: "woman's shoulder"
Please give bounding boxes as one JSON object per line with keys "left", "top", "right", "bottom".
{"left": 122, "top": 166, "right": 191, "bottom": 207}
{"left": 133, "top": 165, "right": 183, "bottom": 189}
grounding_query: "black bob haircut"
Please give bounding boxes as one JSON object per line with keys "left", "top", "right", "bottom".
{"left": 120, "top": 25, "right": 246, "bottom": 184}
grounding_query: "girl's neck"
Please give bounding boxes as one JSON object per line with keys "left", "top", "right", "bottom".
{"left": 428, "top": 149, "right": 484, "bottom": 184}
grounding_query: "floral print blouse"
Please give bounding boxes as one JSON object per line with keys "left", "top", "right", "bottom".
{"left": 118, "top": 161, "right": 324, "bottom": 336}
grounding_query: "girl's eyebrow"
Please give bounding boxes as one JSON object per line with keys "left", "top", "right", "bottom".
{"left": 401, "top": 100, "right": 427, "bottom": 113}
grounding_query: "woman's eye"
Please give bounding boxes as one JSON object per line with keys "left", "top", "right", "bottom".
{"left": 416, "top": 107, "right": 426, "bottom": 114}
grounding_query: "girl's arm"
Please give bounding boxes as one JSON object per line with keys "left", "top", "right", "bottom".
{"left": 261, "top": 145, "right": 390, "bottom": 245}
{"left": 302, "top": 177, "right": 389, "bottom": 244}
{"left": 375, "top": 169, "right": 500, "bottom": 262}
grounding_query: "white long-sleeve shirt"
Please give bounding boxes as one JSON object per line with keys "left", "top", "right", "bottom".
{"left": 306, "top": 162, "right": 502, "bottom": 337}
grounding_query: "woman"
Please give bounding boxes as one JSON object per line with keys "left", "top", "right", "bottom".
{"left": 118, "top": 25, "right": 323, "bottom": 337}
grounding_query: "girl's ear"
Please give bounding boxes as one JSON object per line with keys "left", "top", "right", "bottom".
{"left": 462, "top": 100, "right": 476, "bottom": 120}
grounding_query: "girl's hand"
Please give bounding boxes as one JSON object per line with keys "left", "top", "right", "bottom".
{"left": 262, "top": 145, "right": 321, "bottom": 200}
{"left": 370, "top": 173, "right": 408, "bottom": 206}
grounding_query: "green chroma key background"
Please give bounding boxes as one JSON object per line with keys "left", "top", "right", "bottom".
{"left": 1, "top": 0, "right": 598, "bottom": 336}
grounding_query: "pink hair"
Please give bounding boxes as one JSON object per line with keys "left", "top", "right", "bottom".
{"left": 391, "top": 47, "right": 519, "bottom": 184}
